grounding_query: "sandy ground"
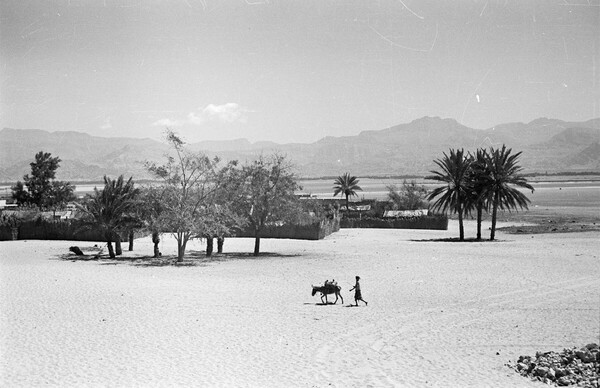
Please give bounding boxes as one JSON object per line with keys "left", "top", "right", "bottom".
{"left": 1, "top": 221, "right": 599, "bottom": 387}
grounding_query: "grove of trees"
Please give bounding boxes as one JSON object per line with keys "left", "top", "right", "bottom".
{"left": 8, "top": 141, "right": 534, "bottom": 256}
{"left": 427, "top": 145, "right": 534, "bottom": 241}
{"left": 142, "top": 131, "right": 302, "bottom": 260}
{"left": 72, "top": 133, "right": 305, "bottom": 261}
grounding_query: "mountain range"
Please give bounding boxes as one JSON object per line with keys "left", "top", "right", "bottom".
{"left": 1, "top": 116, "right": 599, "bottom": 182}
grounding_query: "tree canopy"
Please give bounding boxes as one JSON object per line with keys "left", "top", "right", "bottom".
{"left": 11, "top": 151, "right": 74, "bottom": 212}
{"left": 333, "top": 173, "right": 362, "bottom": 210}
{"left": 484, "top": 145, "right": 534, "bottom": 240}
{"left": 145, "top": 130, "right": 238, "bottom": 261}
{"left": 387, "top": 180, "right": 428, "bottom": 210}
{"left": 426, "top": 148, "right": 472, "bottom": 241}
{"left": 78, "top": 175, "right": 140, "bottom": 258}
{"left": 427, "top": 145, "right": 533, "bottom": 241}
{"left": 235, "top": 154, "right": 301, "bottom": 256}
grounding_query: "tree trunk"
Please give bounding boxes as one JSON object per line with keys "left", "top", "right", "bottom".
{"left": 345, "top": 194, "right": 349, "bottom": 212}
{"left": 253, "top": 228, "right": 261, "bottom": 257}
{"left": 490, "top": 192, "right": 499, "bottom": 241}
{"left": 217, "top": 236, "right": 224, "bottom": 253}
{"left": 177, "top": 244, "right": 184, "bottom": 261}
{"left": 128, "top": 230, "right": 134, "bottom": 251}
{"left": 177, "top": 233, "right": 187, "bottom": 262}
{"left": 457, "top": 203, "right": 464, "bottom": 241}
{"left": 152, "top": 231, "right": 160, "bottom": 258}
{"left": 253, "top": 237, "right": 260, "bottom": 256}
{"left": 206, "top": 236, "right": 214, "bottom": 257}
{"left": 107, "top": 241, "right": 115, "bottom": 258}
{"left": 476, "top": 203, "right": 483, "bottom": 240}
{"left": 115, "top": 235, "right": 122, "bottom": 256}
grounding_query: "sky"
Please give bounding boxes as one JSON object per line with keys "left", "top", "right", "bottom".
{"left": 1, "top": 0, "right": 599, "bottom": 144}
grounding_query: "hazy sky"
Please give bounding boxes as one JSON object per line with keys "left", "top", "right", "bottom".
{"left": 1, "top": 0, "right": 598, "bottom": 143}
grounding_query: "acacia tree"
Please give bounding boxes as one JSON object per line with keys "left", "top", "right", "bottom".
{"left": 79, "top": 175, "right": 139, "bottom": 258}
{"left": 426, "top": 149, "right": 473, "bottom": 241}
{"left": 485, "top": 145, "right": 534, "bottom": 241}
{"left": 146, "top": 131, "right": 236, "bottom": 262}
{"left": 333, "top": 173, "right": 362, "bottom": 210}
{"left": 202, "top": 161, "right": 246, "bottom": 256}
{"left": 236, "top": 154, "right": 301, "bottom": 256}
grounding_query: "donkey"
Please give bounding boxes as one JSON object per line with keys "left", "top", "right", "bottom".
{"left": 311, "top": 284, "right": 343, "bottom": 305}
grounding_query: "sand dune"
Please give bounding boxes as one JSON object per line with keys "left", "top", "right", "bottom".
{"left": 1, "top": 221, "right": 599, "bottom": 387}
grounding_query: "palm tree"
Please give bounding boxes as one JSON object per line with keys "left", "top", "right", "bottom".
{"left": 485, "top": 145, "right": 534, "bottom": 241}
{"left": 466, "top": 149, "right": 492, "bottom": 240}
{"left": 79, "top": 175, "right": 140, "bottom": 258}
{"left": 426, "top": 149, "right": 473, "bottom": 241}
{"left": 333, "top": 173, "right": 362, "bottom": 211}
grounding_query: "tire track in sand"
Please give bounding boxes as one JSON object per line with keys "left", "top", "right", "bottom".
{"left": 313, "top": 275, "right": 599, "bottom": 387}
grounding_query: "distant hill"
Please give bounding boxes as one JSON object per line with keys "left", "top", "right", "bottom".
{"left": 1, "top": 117, "right": 599, "bottom": 182}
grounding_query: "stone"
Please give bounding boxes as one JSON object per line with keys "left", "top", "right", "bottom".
{"left": 518, "top": 355, "right": 531, "bottom": 363}
{"left": 555, "top": 368, "right": 568, "bottom": 378}
{"left": 534, "top": 366, "right": 549, "bottom": 377}
{"left": 575, "top": 349, "right": 595, "bottom": 363}
{"left": 585, "top": 343, "right": 598, "bottom": 351}
{"left": 513, "top": 344, "right": 599, "bottom": 386}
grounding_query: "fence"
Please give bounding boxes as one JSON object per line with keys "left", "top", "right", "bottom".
{"left": 1, "top": 217, "right": 341, "bottom": 242}
{"left": 235, "top": 216, "right": 341, "bottom": 240}
{"left": 0, "top": 220, "right": 126, "bottom": 242}
{"left": 340, "top": 215, "right": 448, "bottom": 230}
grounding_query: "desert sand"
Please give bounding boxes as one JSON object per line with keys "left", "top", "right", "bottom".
{"left": 1, "top": 220, "right": 599, "bottom": 387}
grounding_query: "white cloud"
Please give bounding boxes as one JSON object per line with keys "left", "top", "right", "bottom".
{"left": 203, "top": 103, "right": 248, "bottom": 124}
{"left": 152, "top": 118, "right": 184, "bottom": 127}
{"left": 152, "top": 103, "right": 250, "bottom": 128}
{"left": 187, "top": 111, "right": 205, "bottom": 125}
